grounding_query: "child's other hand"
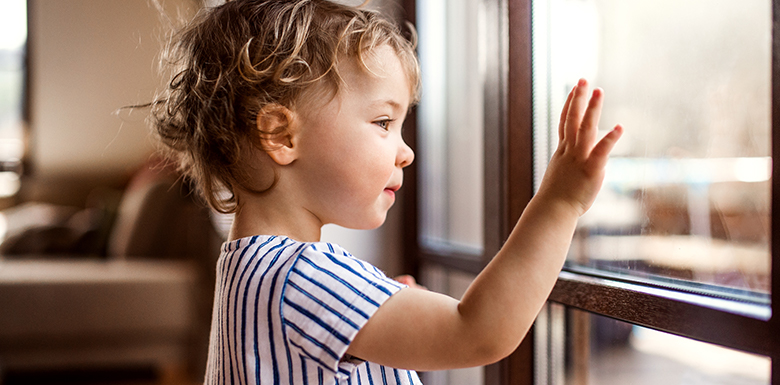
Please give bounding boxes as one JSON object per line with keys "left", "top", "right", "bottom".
{"left": 394, "top": 275, "right": 427, "bottom": 290}
{"left": 537, "top": 78, "right": 623, "bottom": 216}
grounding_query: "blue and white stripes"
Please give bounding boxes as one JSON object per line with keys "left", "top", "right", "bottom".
{"left": 204, "top": 235, "right": 423, "bottom": 385}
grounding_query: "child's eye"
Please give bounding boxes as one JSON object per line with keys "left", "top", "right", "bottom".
{"left": 373, "top": 119, "right": 394, "bottom": 131}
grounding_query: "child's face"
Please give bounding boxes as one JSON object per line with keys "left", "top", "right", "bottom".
{"left": 291, "top": 45, "right": 414, "bottom": 230}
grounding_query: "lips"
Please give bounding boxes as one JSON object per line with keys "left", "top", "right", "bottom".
{"left": 384, "top": 184, "right": 401, "bottom": 199}
{"left": 385, "top": 184, "right": 401, "bottom": 193}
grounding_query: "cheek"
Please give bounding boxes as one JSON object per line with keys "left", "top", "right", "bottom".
{"left": 342, "top": 151, "right": 394, "bottom": 190}
{"left": 298, "top": 124, "right": 395, "bottom": 199}
{"left": 327, "top": 147, "right": 394, "bottom": 201}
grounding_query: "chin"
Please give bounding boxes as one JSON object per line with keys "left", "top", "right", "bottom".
{"left": 364, "top": 217, "right": 388, "bottom": 230}
{"left": 350, "top": 213, "right": 388, "bottom": 230}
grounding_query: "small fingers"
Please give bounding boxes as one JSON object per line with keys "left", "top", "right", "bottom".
{"left": 558, "top": 86, "right": 576, "bottom": 141}
{"left": 395, "top": 274, "right": 429, "bottom": 290}
{"left": 575, "top": 88, "right": 605, "bottom": 151}
{"left": 395, "top": 275, "right": 415, "bottom": 286}
{"left": 587, "top": 125, "right": 623, "bottom": 170}
{"left": 563, "top": 79, "right": 590, "bottom": 143}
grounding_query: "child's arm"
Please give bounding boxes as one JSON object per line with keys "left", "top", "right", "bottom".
{"left": 346, "top": 79, "right": 623, "bottom": 371}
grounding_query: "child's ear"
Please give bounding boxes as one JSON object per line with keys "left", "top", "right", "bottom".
{"left": 256, "top": 104, "right": 298, "bottom": 166}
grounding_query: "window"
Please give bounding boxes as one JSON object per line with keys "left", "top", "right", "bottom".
{"left": 410, "top": 0, "right": 507, "bottom": 382}
{"left": 417, "top": 0, "right": 485, "bottom": 254}
{"left": 534, "top": 0, "right": 771, "bottom": 296}
{"left": 405, "top": 0, "right": 779, "bottom": 384}
{"left": 533, "top": 0, "right": 777, "bottom": 383}
{"left": 0, "top": 0, "right": 26, "bottom": 198}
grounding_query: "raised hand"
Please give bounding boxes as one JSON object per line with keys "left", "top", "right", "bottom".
{"left": 345, "top": 79, "right": 623, "bottom": 372}
{"left": 536, "top": 78, "right": 623, "bottom": 216}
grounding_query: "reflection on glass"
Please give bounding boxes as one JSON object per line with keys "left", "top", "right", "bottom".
{"left": 565, "top": 310, "right": 770, "bottom": 385}
{"left": 417, "top": 0, "right": 485, "bottom": 253}
{"left": 532, "top": 0, "right": 771, "bottom": 294}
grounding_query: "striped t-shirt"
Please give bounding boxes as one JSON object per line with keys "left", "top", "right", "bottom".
{"left": 204, "top": 235, "right": 423, "bottom": 385}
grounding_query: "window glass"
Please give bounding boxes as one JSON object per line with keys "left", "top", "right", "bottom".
{"left": 564, "top": 310, "right": 771, "bottom": 384}
{"left": 0, "top": 0, "right": 26, "bottom": 197}
{"left": 419, "top": 264, "right": 484, "bottom": 385}
{"left": 417, "top": 0, "right": 485, "bottom": 253}
{"left": 532, "top": 0, "right": 771, "bottom": 295}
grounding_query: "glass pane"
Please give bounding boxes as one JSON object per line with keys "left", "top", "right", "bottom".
{"left": 532, "top": 0, "right": 771, "bottom": 295}
{"left": 419, "top": 264, "right": 484, "bottom": 385}
{"left": 417, "top": 0, "right": 485, "bottom": 253}
{"left": 564, "top": 310, "right": 771, "bottom": 384}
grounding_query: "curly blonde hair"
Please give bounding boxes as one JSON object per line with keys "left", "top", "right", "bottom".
{"left": 151, "top": 0, "right": 420, "bottom": 213}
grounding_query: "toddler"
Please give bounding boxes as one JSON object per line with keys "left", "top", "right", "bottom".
{"left": 150, "top": 0, "right": 622, "bottom": 384}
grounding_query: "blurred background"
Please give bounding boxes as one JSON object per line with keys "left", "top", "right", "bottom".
{"left": 0, "top": 0, "right": 407, "bottom": 384}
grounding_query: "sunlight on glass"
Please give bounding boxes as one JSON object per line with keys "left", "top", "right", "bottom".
{"left": 418, "top": 0, "right": 485, "bottom": 252}
{"left": 533, "top": 0, "right": 772, "bottom": 296}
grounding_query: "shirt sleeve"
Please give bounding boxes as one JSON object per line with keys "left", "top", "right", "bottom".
{"left": 280, "top": 242, "right": 406, "bottom": 378}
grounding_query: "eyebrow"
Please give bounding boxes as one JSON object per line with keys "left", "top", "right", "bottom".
{"left": 371, "top": 99, "right": 407, "bottom": 112}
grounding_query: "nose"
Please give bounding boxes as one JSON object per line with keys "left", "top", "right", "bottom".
{"left": 397, "top": 138, "right": 415, "bottom": 168}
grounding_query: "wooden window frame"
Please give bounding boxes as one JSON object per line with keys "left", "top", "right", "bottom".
{"left": 402, "top": 0, "right": 779, "bottom": 384}
{"left": 400, "top": 0, "right": 534, "bottom": 383}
